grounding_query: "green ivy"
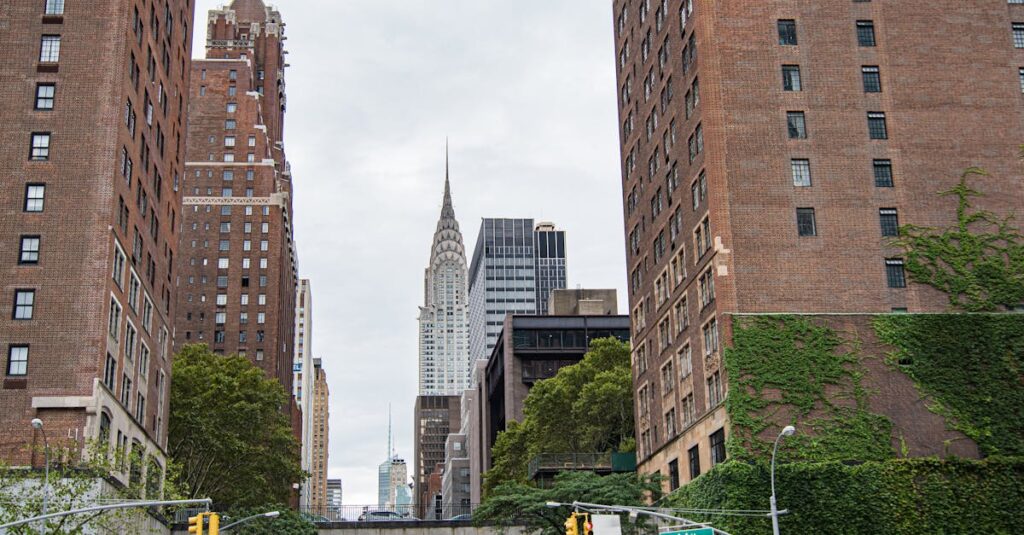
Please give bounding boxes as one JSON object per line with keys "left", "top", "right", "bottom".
{"left": 873, "top": 314, "right": 1024, "bottom": 456}
{"left": 724, "top": 316, "right": 894, "bottom": 463}
{"left": 891, "top": 169, "right": 1024, "bottom": 312}
{"left": 665, "top": 457, "right": 1024, "bottom": 534}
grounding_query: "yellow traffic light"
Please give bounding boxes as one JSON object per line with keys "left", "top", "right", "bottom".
{"left": 564, "top": 512, "right": 579, "bottom": 535}
{"left": 188, "top": 513, "right": 206, "bottom": 535}
{"left": 207, "top": 513, "right": 220, "bottom": 535}
{"left": 580, "top": 513, "right": 592, "bottom": 535}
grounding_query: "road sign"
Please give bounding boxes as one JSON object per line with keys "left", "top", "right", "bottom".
{"left": 661, "top": 528, "right": 713, "bottom": 535}
{"left": 591, "top": 514, "right": 622, "bottom": 535}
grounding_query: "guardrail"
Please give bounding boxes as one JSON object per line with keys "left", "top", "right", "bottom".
{"left": 173, "top": 504, "right": 477, "bottom": 524}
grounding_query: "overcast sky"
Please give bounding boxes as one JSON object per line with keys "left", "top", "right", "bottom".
{"left": 193, "top": 0, "right": 625, "bottom": 505}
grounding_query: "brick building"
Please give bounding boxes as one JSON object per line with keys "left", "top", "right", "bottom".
{"left": 413, "top": 394, "right": 461, "bottom": 518}
{"left": 0, "top": 0, "right": 194, "bottom": 485}
{"left": 613, "top": 1, "right": 1024, "bottom": 484}
{"left": 173, "top": 0, "right": 297, "bottom": 403}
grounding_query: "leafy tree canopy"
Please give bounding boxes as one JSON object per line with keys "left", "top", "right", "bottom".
{"left": 483, "top": 337, "right": 635, "bottom": 494}
{"left": 168, "top": 344, "right": 304, "bottom": 508}
{"left": 223, "top": 505, "right": 316, "bottom": 535}
{"left": 475, "top": 471, "right": 661, "bottom": 535}
{"left": 893, "top": 168, "right": 1024, "bottom": 311}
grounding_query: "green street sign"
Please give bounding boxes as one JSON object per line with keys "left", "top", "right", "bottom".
{"left": 662, "top": 529, "right": 713, "bottom": 535}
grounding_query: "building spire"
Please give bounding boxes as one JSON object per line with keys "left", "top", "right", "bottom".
{"left": 387, "top": 403, "right": 392, "bottom": 461}
{"left": 442, "top": 139, "right": 454, "bottom": 219}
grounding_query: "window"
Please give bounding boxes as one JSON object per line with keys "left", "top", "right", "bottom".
{"left": 688, "top": 445, "right": 701, "bottom": 479}
{"left": 777, "top": 19, "right": 797, "bottom": 45}
{"left": 886, "top": 258, "right": 907, "bottom": 288}
{"left": 30, "top": 133, "right": 51, "bottom": 160}
{"left": 224, "top": 136, "right": 236, "bottom": 147}
{"left": 44, "top": 0, "right": 64, "bottom": 15}
{"left": 7, "top": 346, "right": 29, "bottom": 376}
{"left": 782, "top": 65, "right": 801, "bottom": 91}
{"left": 867, "top": 112, "right": 888, "bottom": 139}
{"left": 1014, "top": 23, "right": 1024, "bottom": 48}
{"left": 679, "top": 344, "right": 692, "bottom": 378}
{"left": 39, "top": 35, "right": 61, "bottom": 62}
{"left": 879, "top": 208, "right": 899, "bottom": 237}
{"left": 216, "top": 294, "right": 228, "bottom": 306}
{"left": 857, "top": 20, "right": 876, "bottom": 46}
{"left": 226, "top": 102, "right": 237, "bottom": 113}
{"left": 702, "top": 318, "right": 719, "bottom": 357}
{"left": 35, "top": 84, "right": 56, "bottom": 110}
{"left": 1019, "top": 68, "right": 1024, "bottom": 93}
{"left": 19, "top": 236, "right": 40, "bottom": 264}
{"left": 104, "top": 353, "right": 117, "bottom": 390}
{"left": 128, "top": 272, "right": 140, "bottom": 311}
{"left": 796, "top": 208, "right": 817, "bottom": 237}
{"left": 112, "top": 243, "right": 126, "bottom": 287}
{"left": 25, "top": 184, "right": 45, "bottom": 212}
{"left": 124, "top": 322, "right": 137, "bottom": 360}
{"left": 874, "top": 159, "right": 894, "bottom": 187}
{"left": 710, "top": 428, "right": 727, "bottom": 465}
{"left": 707, "top": 370, "right": 723, "bottom": 406}
{"left": 215, "top": 312, "right": 226, "bottom": 324}
{"left": 787, "top": 111, "right": 806, "bottom": 139}
{"left": 13, "top": 290, "right": 35, "bottom": 320}
{"left": 121, "top": 374, "right": 132, "bottom": 406}
{"left": 109, "top": 298, "right": 122, "bottom": 338}
{"left": 862, "top": 66, "right": 882, "bottom": 92}
{"left": 791, "top": 159, "right": 812, "bottom": 187}
{"left": 229, "top": 69, "right": 238, "bottom": 80}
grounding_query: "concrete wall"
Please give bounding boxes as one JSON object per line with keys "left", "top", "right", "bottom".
{"left": 172, "top": 522, "right": 524, "bottom": 535}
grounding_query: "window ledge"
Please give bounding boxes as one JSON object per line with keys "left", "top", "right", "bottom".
{"left": 37, "top": 63, "right": 59, "bottom": 73}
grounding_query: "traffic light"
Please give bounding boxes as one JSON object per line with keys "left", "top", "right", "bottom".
{"left": 207, "top": 512, "right": 220, "bottom": 535}
{"left": 564, "top": 512, "right": 579, "bottom": 535}
{"left": 188, "top": 513, "right": 206, "bottom": 535}
{"left": 581, "top": 513, "right": 593, "bottom": 535}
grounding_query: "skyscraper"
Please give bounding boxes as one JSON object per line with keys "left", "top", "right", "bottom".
{"left": 173, "top": 0, "right": 298, "bottom": 397}
{"left": 417, "top": 156, "right": 471, "bottom": 395}
{"left": 0, "top": 0, "right": 194, "bottom": 481}
{"left": 326, "top": 478, "right": 343, "bottom": 519}
{"left": 295, "top": 279, "right": 316, "bottom": 506}
{"left": 467, "top": 219, "right": 568, "bottom": 362}
{"left": 613, "top": 0, "right": 1024, "bottom": 483}
{"left": 308, "top": 358, "right": 330, "bottom": 514}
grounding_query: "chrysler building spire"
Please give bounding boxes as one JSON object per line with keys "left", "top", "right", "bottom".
{"left": 418, "top": 148, "right": 471, "bottom": 395}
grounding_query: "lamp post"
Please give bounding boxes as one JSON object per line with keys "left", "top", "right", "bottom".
{"left": 770, "top": 425, "right": 796, "bottom": 535}
{"left": 220, "top": 510, "right": 280, "bottom": 531}
{"left": 30, "top": 418, "right": 50, "bottom": 533}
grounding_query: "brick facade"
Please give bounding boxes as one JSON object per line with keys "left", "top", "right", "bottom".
{"left": 613, "top": 0, "right": 1024, "bottom": 484}
{"left": 0, "top": 0, "right": 194, "bottom": 483}
{"left": 173, "top": 0, "right": 297, "bottom": 403}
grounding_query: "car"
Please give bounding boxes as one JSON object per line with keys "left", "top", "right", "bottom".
{"left": 450, "top": 514, "right": 473, "bottom": 521}
{"left": 358, "top": 510, "right": 405, "bottom": 522}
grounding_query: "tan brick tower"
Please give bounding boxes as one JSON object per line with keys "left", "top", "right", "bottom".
{"left": 613, "top": 0, "right": 1024, "bottom": 483}
{"left": 0, "top": 0, "right": 195, "bottom": 483}
{"left": 173, "top": 0, "right": 298, "bottom": 404}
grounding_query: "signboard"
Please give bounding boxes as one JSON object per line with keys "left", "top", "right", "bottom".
{"left": 661, "top": 528, "right": 713, "bottom": 535}
{"left": 591, "top": 514, "right": 622, "bottom": 535}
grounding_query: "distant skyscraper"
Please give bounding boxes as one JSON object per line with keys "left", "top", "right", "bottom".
{"left": 309, "top": 358, "right": 329, "bottom": 513}
{"left": 295, "top": 279, "right": 316, "bottom": 507}
{"left": 377, "top": 407, "right": 394, "bottom": 509}
{"left": 326, "top": 479, "right": 343, "bottom": 519}
{"left": 417, "top": 154, "right": 471, "bottom": 395}
{"left": 468, "top": 219, "right": 568, "bottom": 361}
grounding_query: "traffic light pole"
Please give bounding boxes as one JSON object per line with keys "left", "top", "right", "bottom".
{"left": 0, "top": 498, "right": 213, "bottom": 531}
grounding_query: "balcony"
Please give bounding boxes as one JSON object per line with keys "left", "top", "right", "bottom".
{"left": 527, "top": 452, "right": 637, "bottom": 486}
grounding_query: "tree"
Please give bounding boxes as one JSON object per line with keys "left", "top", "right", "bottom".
{"left": 474, "top": 471, "right": 661, "bottom": 535}
{"left": 893, "top": 168, "right": 1024, "bottom": 311}
{"left": 483, "top": 337, "right": 635, "bottom": 494}
{"left": 168, "top": 344, "right": 304, "bottom": 508}
{"left": 223, "top": 505, "right": 316, "bottom": 535}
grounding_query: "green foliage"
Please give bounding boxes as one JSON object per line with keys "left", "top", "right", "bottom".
{"left": 724, "top": 316, "right": 894, "bottom": 462}
{"left": 168, "top": 344, "right": 304, "bottom": 508}
{"left": 874, "top": 314, "right": 1024, "bottom": 456}
{"left": 0, "top": 442, "right": 161, "bottom": 534}
{"left": 665, "top": 457, "right": 1024, "bottom": 534}
{"left": 224, "top": 505, "right": 316, "bottom": 535}
{"left": 475, "top": 471, "right": 661, "bottom": 535}
{"left": 483, "top": 338, "right": 635, "bottom": 494}
{"left": 892, "top": 169, "right": 1024, "bottom": 311}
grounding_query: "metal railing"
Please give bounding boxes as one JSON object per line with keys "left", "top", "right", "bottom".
{"left": 528, "top": 453, "right": 613, "bottom": 480}
{"left": 174, "top": 504, "right": 477, "bottom": 524}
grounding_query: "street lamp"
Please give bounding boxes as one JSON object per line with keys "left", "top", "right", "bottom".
{"left": 31, "top": 418, "right": 50, "bottom": 531}
{"left": 220, "top": 510, "right": 280, "bottom": 531}
{"left": 770, "top": 425, "right": 796, "bottom": 535}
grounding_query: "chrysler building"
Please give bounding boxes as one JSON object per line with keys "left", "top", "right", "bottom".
{"left": 417, "top": 155, "right": 471, "bottom": 395}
